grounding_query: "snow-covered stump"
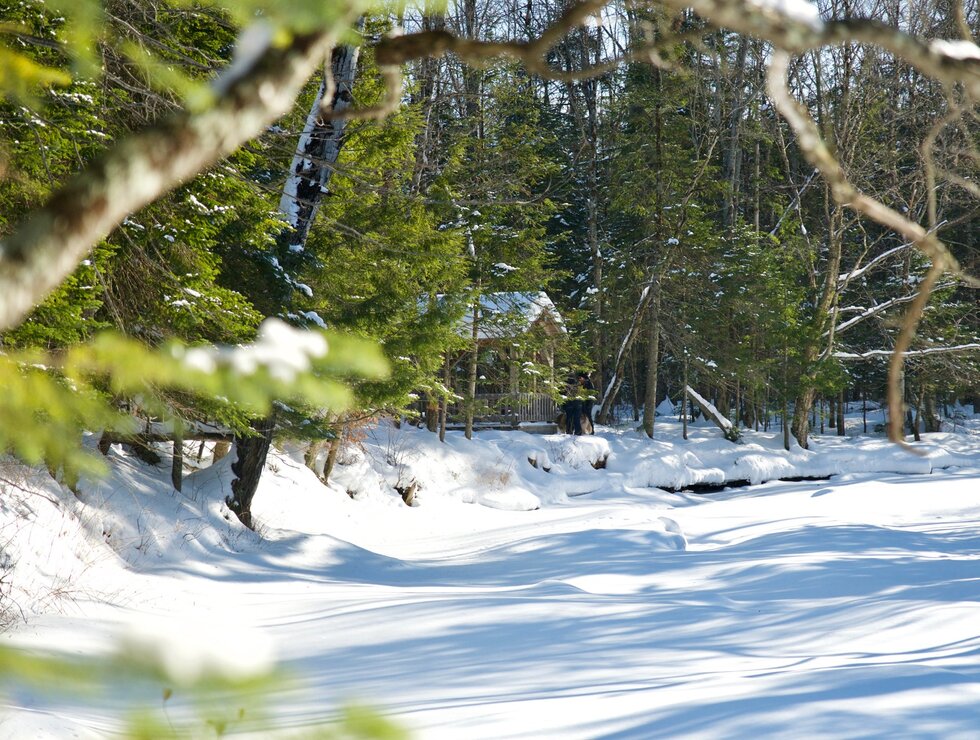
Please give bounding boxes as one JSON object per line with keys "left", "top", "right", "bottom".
{"left": 685, "top": 386, "right": 741, "bottom": 442}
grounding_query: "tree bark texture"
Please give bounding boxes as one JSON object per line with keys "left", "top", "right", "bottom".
{"left": 278, "top": 37, "right": 362, "bottom": 270}
{"left": 171, "top": 425, "right": 183, "bottom": 493}
{"left": 228, "top": 415, "right": 276, "bottom": 530}
{"left": 642, "top": 276, "right": 662, "bottom": 438}
{"left": 322, "top": 434, "right": 342, "bottom": 485}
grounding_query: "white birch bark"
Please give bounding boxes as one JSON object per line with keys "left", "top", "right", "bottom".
{"left": 278, "top": 39, "right": 362, "bottom": 252}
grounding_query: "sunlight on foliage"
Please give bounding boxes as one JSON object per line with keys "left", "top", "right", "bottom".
{"left": 0, "top": 44, "right": 70, "bottom": 103}
{"left": 0, "top": 320, "right": 388, "bottom": 477}
{"left": 0, "top": 0, "right": 369, "bottom": 112}
{"left": 119, "top": 40, "right": 216, "bottom": 111}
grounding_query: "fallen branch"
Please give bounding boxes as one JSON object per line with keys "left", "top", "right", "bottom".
{"left": 685, "top": 386, "right": 740, "bottom": 442}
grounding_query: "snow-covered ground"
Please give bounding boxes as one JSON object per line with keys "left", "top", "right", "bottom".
{"left": 2, "top": 411, "right": 980, "bottom": 738}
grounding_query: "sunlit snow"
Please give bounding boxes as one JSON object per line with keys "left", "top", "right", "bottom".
{"left": 2, "top": 409, "right": 980, "bottom": 738}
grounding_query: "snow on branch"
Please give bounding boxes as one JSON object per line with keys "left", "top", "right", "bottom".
{"left": 176, "top": 318, "right": 327, "bottom": 383}
{"left": 835, "top": 344, "right": 980, "bottom": 360}
{"left": 827, "top": 283, "right": 956, "bottom": 337}
{"left": 685, "top": 385, "right": 740, "bottom": 442}
{"left": 837, "top": 242, "right": 914, "bottom": 285}
{"left": 377, "top": 0, "right": 980, "bottom": 95}
{"left": 684, "top": 386, "right": 732, "bottom": 431}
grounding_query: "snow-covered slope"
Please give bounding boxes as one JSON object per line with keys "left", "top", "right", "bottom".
{"left": 2, "top": 416, "right": 980, "bottom": 737}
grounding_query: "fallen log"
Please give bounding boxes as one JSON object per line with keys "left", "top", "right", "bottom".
{"left": 685, "top": 386, "right": 741, "bottom": 442}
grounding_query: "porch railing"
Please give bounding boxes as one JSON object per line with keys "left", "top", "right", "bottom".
{"left": 416, "top": 392, "right": 560, "bottom": 427}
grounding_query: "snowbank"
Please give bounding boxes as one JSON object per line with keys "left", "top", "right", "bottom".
{"left": 0, "top": 409, "right": 979, "bottom": 737}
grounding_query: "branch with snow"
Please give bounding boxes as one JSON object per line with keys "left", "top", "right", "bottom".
{"left": 837, "top": 241, "right": 914, "bottom": 285}
{"left": 835, "top": 343, "right": 980, "bottom": 360}
{"left": 826, "top": 283, "right": 956, "bottom": 337}
{"left": 176, "top": 319, "right": 327, "bottom": 384}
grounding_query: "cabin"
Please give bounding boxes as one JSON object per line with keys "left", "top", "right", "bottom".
{"left": 421, "top": 291, "right": 567, "bottom": 430}
{"left": 463, "top": 291, "right": 565, "bottom": 392}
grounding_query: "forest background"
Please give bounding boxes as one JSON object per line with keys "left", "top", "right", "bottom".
{"left": 0, "top": 0, "right": 977, "bottom": 528}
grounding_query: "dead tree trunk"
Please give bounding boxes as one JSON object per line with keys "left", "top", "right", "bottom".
{"left": 686, "top": 385, "right": 739, "bottom": 441}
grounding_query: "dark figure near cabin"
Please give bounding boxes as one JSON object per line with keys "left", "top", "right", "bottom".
{"left": 578, "top": 372, "right": 595, "bottom": 432}
{"left": 563, "top": 375, "right": 584, "bottom": 435}
{"left": 560, "top": 372, "right": 596, "bottom": 435}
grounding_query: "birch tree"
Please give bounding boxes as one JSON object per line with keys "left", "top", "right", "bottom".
{"left": 228, "top": 28, "right": 364, "bottom": 523}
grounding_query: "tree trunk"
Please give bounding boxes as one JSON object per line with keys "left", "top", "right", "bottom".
{"left": 410, "top": 8, "right": 446, "bottom": 195}
{"left": 564, "top": 34, "right": 605, "bottom": 390}
{"left": 863, "top": 389, "right": 868, "bottom": 434}
{"left": 682, "top": 352, "right": 689, "bottom": 440}
{"left": 304, "top": 438, "right": 328, "bottom": 475}
{"left": 837, "top": 389, "right": 846, "bottom": 435}
{"left": 228, "top": 414, "right": 276, "bottom": 530}
{"left": 597, "top": 277, "right": 657, "bottom": 423}
{"left": 171, "top": 424, "right": 183, "bottom": 493}
{"left": 465, "top": 294, "right": 480, "bottom": 440}
{"left": 717, "top": 386, "right": 729, "bottom": 427}
{"left": 227, "top": 35, "right": 362, "bottom": 504}
{"left": 629, "top": 348, "right": 640, "bottom": 422}
{"left": 439, "top": 361, "right": 449, "bottom": 443}
{"left": 912, "top": 387, "right": 923, "bottom": 442}
{"left": 322, "top": 431, "right": 343, "bottom": 484}
{"left": 923, "top": 392, "right": 941, "bottom": 433}
{"left": 783, "top": 396, "right": 790, "bottom": 450}
{"left": 212, "top": 439, "right": 231, "bottom": 462}
{"left": 277, "top": 36, "right": 362, "bottom": 280}
{"left": 792, "top": 385, "right": 818, "bottom": 449}
{"left": 425, "top": 394, "right": 439, "bottom": 432}
{"left": 642, "top": 277, "right": 662, "bottom": 438}
{"left": 686, "top": 385, "right": 737, "bottom": 440}
{"left": 722, "top": 37, "right": 749, "bottom": 228}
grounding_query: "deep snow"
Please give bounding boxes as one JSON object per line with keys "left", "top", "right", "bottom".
{"left": 2, "top": 412, "right": 979, "bottom": 738}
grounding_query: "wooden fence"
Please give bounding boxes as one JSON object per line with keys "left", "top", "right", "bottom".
{"left": 417, "top": 392, "right": 560, "bottom": 428}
